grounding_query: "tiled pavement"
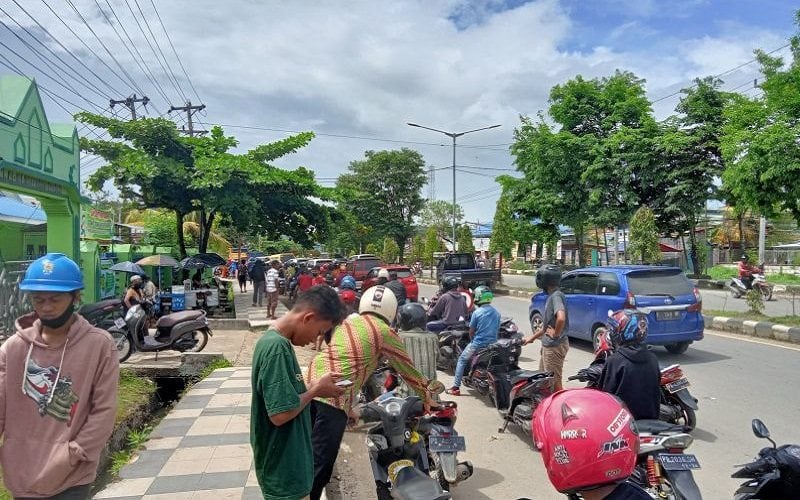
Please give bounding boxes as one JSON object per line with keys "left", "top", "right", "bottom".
{"left": 95, "top": 367, "right": 261, "bottom": 500}
{"left": 227, "top": 279, "right": 289, "bottom": 330}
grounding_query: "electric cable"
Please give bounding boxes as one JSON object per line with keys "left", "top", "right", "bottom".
{"left": 132, "top": 0, "right": 188, "bottom": 103}
{"left": 149, "top": 0, "right": 202, "bottom": 103}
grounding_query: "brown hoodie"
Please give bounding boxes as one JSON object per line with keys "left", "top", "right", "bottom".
{"left": 0, "top": 312, "right": 119, "bottom": 497}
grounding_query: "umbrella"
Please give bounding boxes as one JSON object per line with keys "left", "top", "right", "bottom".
{"left": 178, "top": 256, "right": 208, "bottom": 269}
{"left": 109, "top": 261, "right": 145, "bottom": 274}
{"left": 136, "top": 255, "right": 179, "bottom": 267}
{"left": 194, "top": 252, "right": 226, "bottom": 267}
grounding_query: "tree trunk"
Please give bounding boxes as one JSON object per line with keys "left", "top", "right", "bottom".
{"left": 688, "top": 223, "right": 701, "bottom": 277}
{"left": 680, "top": 233, "right": 689, "bottom": 271}
{"left": 602, "top": 228, "right": 610, "bottom": 265}
{"left": 576, "top": 225, "right": 585, "bottom": 267}
{"left": 176, "top": 211, "right": 187, "bottom": 259}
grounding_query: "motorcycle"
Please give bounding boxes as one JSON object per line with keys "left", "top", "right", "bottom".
{"left": 78, "top": 298, "right": 126, "bottom": 333}
{"left": 630, "top": 419, "right": 702, "bottom": 500}
{"left": 413, "top": 262, "right": 423, "bottom": 276}
{"left": 732, "top": 418, "right": 800, "bottom": 499}
{"left": 362, "top": 393, "right": 453, "bottom": 500}
{"left": 435, "top": 317, "right": 522, "bottom": 373}
{"left": 110, "top": 304, "right": 212, "bottom": 362}
{"left": 569, "top": 325, "right": 699, "bottom": 431}
{"left": 729, "top": 265, "right": 773, "bottom": 301}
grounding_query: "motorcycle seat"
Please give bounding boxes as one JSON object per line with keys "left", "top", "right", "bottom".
{"left": 635, "top": 419, "right": 686, "bottom": 434}
{"left": 509, "top": 369, "right": 550, "bottom": 385}
{"left": 157, "top": 310, "right": 204, "bottom": 328}
{"left": 392, "top": 464, "right": 451, "bottom": 500}
{"left": 78, "top": 299, "right": 122, "bottom": 317}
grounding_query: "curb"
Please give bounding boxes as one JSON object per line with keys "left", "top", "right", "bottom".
{"left": 702, "top": 314, "right": 800, "bottom": 344}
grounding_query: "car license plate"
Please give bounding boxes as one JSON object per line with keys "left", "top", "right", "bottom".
{"left": 429, "top": 435, "right": 466, "bottom": 453}
{"left": 658, "top": 453, "right": 701, "bottom": 471}
{"left": 114, "top": 318, "right": 126, "bottom": 329}
{"left": 656, "top": 310, "right": 681, "bottom": 321}
{"left": 666, "top": 378, "right": 690, "bottom": 393}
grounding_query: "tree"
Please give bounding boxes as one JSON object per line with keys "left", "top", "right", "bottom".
{"left": 419, "top": 200, "right": 464, "bottom": 245}
{"left": 336, "top": 149, "right": 427, "bottom": 260}
{"left": 142, "top": 210, "right": 177, "bottom": 247}
{"left": 382, "top": 237, "right": 400, "bottom": 264}
{"left": 78, "top": 113, "right": 324, "bottom": 258}
{"left": 628, "top": 206, "right": 661, "bottom": 264}
{"left": 489, "top": 192, "right": 515, "bottom": 259}
{"left": 408, "top": 234, "right": 426, "bottom": 264}
{"left": 456, "top": 224, "right": 475, "bottom": 254}
{"left": 721, "top": 13, "right": 800, "bottom": 224}
{"left": 365, "top": 243, "right": 380, "bottom": 256}
{"left": 423, "top": 226, "right": 444, "bottom": 268}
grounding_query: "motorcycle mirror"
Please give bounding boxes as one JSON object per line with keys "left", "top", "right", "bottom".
{"left": 427, "top": 379, "right": 446, "bottom": 395}
{"left": 752, "top": 418, "right": 776, "bottom": 447}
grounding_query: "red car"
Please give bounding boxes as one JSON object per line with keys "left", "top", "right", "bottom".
{"left": 362, "top": 265, "right": 419, "bottom": 302}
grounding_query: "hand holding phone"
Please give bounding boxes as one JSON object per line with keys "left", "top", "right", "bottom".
{"left": 335, "top": 379, "right": 354, "bottom": 388}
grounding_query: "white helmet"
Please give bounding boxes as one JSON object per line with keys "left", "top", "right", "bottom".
{"left": 130, "top": 275, "right": 143, "bottom": 283}
{"left": 377, "top": 268, "right": 390, "bottom": 280}
{"left": 359, "top": 285, "right": 398, "bottom": 324}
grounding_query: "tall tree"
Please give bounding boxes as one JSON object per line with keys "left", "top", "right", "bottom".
{"left": 419, "top": 200, "right": 464, "bottom": 245}
{"left": 456, "top": 224, "right": 475, "bottom": 254}
{"left": 336, "top": 149, "right": 427, "bottom": 259}
{"left": 423, "top": 226, "right": 444, "bottom": 269}
{"left": 382, "top": 237, "right": 400, "bottom": 264}
{"left": 628, "top": 206, "right": 662, "bottom": 264}
{"left": 489, "top": 192, "right": 515, "bottom": 260}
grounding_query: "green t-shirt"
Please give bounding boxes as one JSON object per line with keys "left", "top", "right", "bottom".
{"left": 250, "top": 329, "right": 313, "bottom": 500}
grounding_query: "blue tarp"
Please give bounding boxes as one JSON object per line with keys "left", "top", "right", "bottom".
{"left": 0, "top": 196, "right": 46, "bottom": 224}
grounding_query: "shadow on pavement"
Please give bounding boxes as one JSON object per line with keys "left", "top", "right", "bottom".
{"left": 460, "top": 468, "right": 505, "bottom": 498}
{"left": 656, "top": 347, "right": 732, "bottom": 365}
{"left": 690, "top": 426, "right": 718, "bottom": 443}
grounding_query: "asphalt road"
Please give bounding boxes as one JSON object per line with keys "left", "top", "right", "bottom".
{"left": 499, "top": 273, "right": 800, "bottom": 316}
{"left": 406, "top": 283, "right": 800, "bottom": 500}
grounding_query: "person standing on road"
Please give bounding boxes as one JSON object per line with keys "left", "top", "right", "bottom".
{"left": 237, "top": 259, "right": 249, "bottom": 293}
{"left": 446, "top": 286, "right": 500, "bottom": 396}
{"left": 524, "top": 264, "right": 569, "bottom": 392}
{"left": 0, "top": 253, "right": 119, "bottom": 500}
{"left": 306, "top": 286, "right": 437, "bottom": 500}
{"left": 265, "top": 261, "right": 281, "bottom": 320}
{"left": 251, "top": 258, "right": 267, "bottom": 307}
{"left": 250, "top": 285, "right": 347, "bottom": 500}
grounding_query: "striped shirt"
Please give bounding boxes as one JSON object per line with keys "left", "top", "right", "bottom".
{"left": 306, "top": 314, "right": 431, "bottom": 411}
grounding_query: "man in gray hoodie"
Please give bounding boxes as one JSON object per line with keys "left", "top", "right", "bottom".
{"left": 0, "top": 253, "right": 119, "bottom": 499}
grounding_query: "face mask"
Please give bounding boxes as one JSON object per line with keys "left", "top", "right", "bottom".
{"left": 40, "top": 303, "right": 75, "bottom": 329}
{"left": 132, "top": 283, "right": 141, "bottom": 290}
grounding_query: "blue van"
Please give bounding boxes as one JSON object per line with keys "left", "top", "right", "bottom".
{"left": 529, "top": 265, "right": 704, "bottom": 354}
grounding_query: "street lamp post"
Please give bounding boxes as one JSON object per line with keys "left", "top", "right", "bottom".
{"left": 407, "top": 122, "right": 501, "bottom": 251}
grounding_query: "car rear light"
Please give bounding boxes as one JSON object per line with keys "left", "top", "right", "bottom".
{"left": 687, "top": 287, "right": 702, "bottom": 312}
{"left": 624, "top": 292, "right": 636, "bottom": 309}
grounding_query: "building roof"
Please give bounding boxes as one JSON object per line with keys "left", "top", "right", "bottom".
{"left": 0, "top": 195, "right": 46, "bottom": 224}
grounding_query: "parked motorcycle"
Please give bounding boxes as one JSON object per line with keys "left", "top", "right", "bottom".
{"left": 732, "top": 418, "right": 800, "bottom": 499}
{"left": 78, "top": 298, "right": 126, "bottom": 333}
{"left": 110, "top": 304, "right": 212, "bottom": 362}
{"left": 729, "top": 265, "right": 773, "bottom": 301}
{"left": 362, "top": 393, "right": 452, "bottom": 500}
{"left": 630, "top": 419, "right": 702, "bottom": 500}
{"left": 435, "top": 317, "right": 523, "bottom": 373}
{"left": 569, "top": 326, "right": 699, "bottom": 431}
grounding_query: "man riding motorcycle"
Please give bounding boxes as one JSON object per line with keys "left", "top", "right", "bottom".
{"left": 427, "top": 275, "right": 468, "bottom": 331}
{"left": 738, "top": 254, "right": 759, "bottom": 290}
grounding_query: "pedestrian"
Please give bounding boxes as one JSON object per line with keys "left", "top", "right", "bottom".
{"left": 297, "top": 268, "right": 313, "bottom": 295}
{"left": 0, "top": 253, "right": 119, "bottom": 500}
{"left": 523, "top": 264, "right": 569, "bottom": 392}
{"left": 228, "top": 260, "right": 238, "bottom": 281}
{"left": 306, "top": 286, "right": 438, "bottom": 500}
{"left": 251, "top": 258, "right": 267, "bottom": 307}
{"left": 266, "top": 260, "right": 281, "bottom": 320}
{"left": 250, "top": 285, "right": 347, "bottom": 500}
{"left": 237, "top": 258, "right": 248, "bottom": 293}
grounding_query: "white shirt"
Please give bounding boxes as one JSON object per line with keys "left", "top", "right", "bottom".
{"left": 265, "top": 268, "right": 280, "bottom": 293}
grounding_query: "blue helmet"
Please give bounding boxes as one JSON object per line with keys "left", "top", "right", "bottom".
{"left": 19, "top": 253, "right": 84, "bottom": 292}
{"left": 340, "top": 275, "right": 356, "bottom": 290}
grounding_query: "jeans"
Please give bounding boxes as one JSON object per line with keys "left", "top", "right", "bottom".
{"left": 453, "top": 342, "right": 479, "bottom": 388}
{"left": 252, "top": 280, "right": 265, "bottom": 305}
{"left": 310, "top": 401, "right": 348, "bottom": 500}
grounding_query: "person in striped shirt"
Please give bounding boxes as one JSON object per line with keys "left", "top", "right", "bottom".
{"left": 305, "top": 285, "right": 436, "bottom": 500}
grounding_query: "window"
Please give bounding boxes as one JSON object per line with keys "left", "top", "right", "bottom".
{"left": 25, "top": 244, "right": 34, "bottom": 259}
{"left": 394, "top": 268, "right": 412, "bottom": 278}
{"left": 365, "top": 268, "right": 378, "bottom": 279}
{"left": 560, "top": 274, "right": 577, "bottom": 294}
{"left": 573, "top": 273, "right": 599, "bottom": 295}
{"left": 627, "top": 269, "right": 694, "bottom": 296}
{"left": 598, "top": 272, "right": 621, "bottom": 296}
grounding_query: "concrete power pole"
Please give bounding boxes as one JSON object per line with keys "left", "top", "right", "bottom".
{"left": 110, "top": 94, "right": 149, "bottom": 120}
{"left": 169, "top": 101, "right": 208, "bottom": 136}
{"left": 759, "top": 216, "right": 767, "bottom": 263}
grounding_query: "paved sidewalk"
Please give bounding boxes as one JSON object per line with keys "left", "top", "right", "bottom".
{"left": 226, "top": 279, "right": 289, "bottom": 330}
{"left": 95, "top": 367, "right": 259, "bottom": 499}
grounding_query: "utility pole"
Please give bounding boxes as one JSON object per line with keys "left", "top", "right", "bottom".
{"left": 110, "top": 94, "right": 149, "bottom": 120}
{"left": 169, "top": 101, "right": 208, "bottom": 136}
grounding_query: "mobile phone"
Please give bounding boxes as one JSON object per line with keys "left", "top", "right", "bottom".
{"left": 335, "top": 379, "right": 354, "bottom": 388}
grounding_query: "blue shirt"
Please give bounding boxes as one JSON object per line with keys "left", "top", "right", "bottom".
{"left": 469, "top": 304, "right": 501, "bottom": 347}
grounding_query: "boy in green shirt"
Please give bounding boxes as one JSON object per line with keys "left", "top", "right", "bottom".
{"left": 251, "top": 286, "right": 347, "bottom": 500}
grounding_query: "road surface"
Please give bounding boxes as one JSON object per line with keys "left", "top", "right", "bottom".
{"left": 381, "top": 283, "right": 800, "bottom": 499}
{"left": 499, "top": 273, "right": 800, "bottom": 316}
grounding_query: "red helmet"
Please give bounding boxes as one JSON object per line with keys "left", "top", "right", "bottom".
{"left": 339, "top": 289, "right": 357, "bottom": 305}
{"left": 533, "top": 389, "right": 639, "bottom": 493}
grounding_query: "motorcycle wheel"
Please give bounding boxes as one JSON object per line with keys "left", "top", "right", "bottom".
{"left": 760, "top": 286, "right": 773, "bottom": 301}
{"left": 435, "top": 465, "right": 450, "bottom": 493}
{"left": 730, "top": 287, "right": 742, "bottom": 299}
{"left": 182, "top": 330, "right": 209, "bottom": 352}
{"left": 112, "top": 330, "right": 133, "bottom": 363}
{"left": 675, "top": 401, "right": 697, "bottom": 432}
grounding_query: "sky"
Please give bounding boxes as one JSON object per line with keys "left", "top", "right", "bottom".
{"left": 0, "top": 0, "right": 796, "bottom": 225}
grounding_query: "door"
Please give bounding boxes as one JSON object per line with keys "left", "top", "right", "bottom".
{"left": 558, "top": 273, "right": 578, "bottom": 336}
{"left": 595, "top": 272, "right": 623, "bottom": 328}
{"left": 568, "top": 272, "right": 599, "bottom": 340}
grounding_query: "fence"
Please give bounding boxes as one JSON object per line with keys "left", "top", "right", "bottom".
{"left": 0, "top": 260, "right": 32, "bottom": 340}
{"left": 713, "top": 248, "right": 800, "bottom": 266}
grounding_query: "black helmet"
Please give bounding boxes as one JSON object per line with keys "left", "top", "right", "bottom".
{"left": 442, "top": 275, "right": 460, "bottom": 292}
{"left": 535, "top": 264, "right": 562, "bottom": 290}
{"left": 397, "top": 303, "right": 427, "bottom": 331}
{"left": 741, "top": 254, "right": 749, "bottom": 262}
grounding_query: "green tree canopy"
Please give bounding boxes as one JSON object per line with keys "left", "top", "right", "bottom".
{"left": 419, "top": 200, "right": 464, "bottom": 244}
{"left": 489, "top": 192, "right": 515, "bottom": 259}
{"left": 382, "top": 237, "right": 400, "bottom": 264}
{"left": 628, "top": 206, "right": 661, "bottom": 264}
{"left": 456, "top": 224, "right": 475, "bottom": 254}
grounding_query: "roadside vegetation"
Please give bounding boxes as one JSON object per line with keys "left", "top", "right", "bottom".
{"left": 706, "top": 265, "right": 800, "bottom": 285}
{"left": 705, "top": 309, "right": 800, "bottom": 328}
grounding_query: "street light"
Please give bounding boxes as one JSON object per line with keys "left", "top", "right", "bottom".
{"left": 407, "top": 122, "right": 501, "bottom": 250}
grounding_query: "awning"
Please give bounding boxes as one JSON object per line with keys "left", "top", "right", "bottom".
{"left": 659, "top": 242, "right": 682, "bottom": 252}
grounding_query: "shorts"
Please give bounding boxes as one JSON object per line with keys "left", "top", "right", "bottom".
{"left": 267, "top": 291, "right": 279, "bottom": 306}
{"left": 540, "top": 338, "right": 569, "bottom": 385}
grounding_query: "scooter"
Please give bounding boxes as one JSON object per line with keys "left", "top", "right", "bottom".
{"left": 730, "top": 265, "right": 773, "bottom": 301}
{"left": 362, "top": 393, "right": 452, "bottom": 500}
{"left": 732, "top": 418, "right": 800, "bottom": 499}
{"left": 435, "top": 318, "right": 523, "bottom": 373}
{"left": 78, "top": 298, "right": 126, "bottom": 332}
{"left": 110, "top": 304, "right": 212, "bottom": 362}
{"left": 631, "top": 419, "right": 702, "bottom": 500}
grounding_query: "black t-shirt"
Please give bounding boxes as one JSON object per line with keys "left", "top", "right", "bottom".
{"left": 604, "top": 482, "right": 653, "bottom": 499}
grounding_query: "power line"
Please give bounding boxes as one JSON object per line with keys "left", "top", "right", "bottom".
{"left": 148, "top": 0, "right": 202, "bottom": 103}
{"left": 456, "top": 164, "right": 516, "bottom": 172}
{"left": 132, "top": 0, "right": 188, "bottom": 103}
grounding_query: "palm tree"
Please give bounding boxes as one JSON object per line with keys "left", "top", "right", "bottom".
{"left": 124, "top": 209, "right": 231, "bottom": 257}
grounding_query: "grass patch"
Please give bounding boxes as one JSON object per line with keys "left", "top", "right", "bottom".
{"left": 116, "top": 369, "right": 157, "bottom": 424}
{"left": 706, "top": 265, "right": 800, "bottom": 285}
{"left": 109, "top": 425, "right": 153, "bottom": 477}
{"left": 196, "top": 357, "right": 233, "bottom": 380}
{"left": 704, "top": 309, "right": 800, "bottom": 327}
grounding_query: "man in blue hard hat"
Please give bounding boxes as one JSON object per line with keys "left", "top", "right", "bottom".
{"left": 0, "top": 253, "right": 119, "bottom": 499}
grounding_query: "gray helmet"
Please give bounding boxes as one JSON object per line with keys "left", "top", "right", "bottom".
{"left": 442, "top": 275, "right": 460, "bottom": 292}
{"left": 397, "top": 303, "right": 427, "bottom": 331}
{"left": 535, "top": 264, "right": 562, "bottom": 290}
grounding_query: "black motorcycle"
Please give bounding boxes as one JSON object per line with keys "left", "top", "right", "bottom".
{"left": 436, "top": 318, "right": 523, "bottom": 374}
{"left": 732, "top": 418, "right": 800, "bottom": 499}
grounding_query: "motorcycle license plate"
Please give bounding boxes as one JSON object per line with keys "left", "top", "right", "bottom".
{"left": 656, "top": 310, "right": 681, "bottom": 321}
{"left": 666, "top": 378, "right": 690, "bottom": 393}
{"left": 429, "top": 435, "right": 466, "bottom": 453}
{"left": 658, "top": 453, "right": 701, "bottom": 471}
{"left": 114, "top": 318, "right": 126, "bottom": 329}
